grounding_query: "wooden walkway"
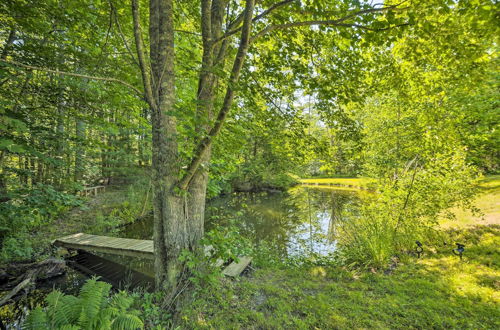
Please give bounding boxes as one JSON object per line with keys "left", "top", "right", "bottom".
{"left": 54, "top": 233, "right": 251, "bottom": 277}
{"left": 80, "top": 185, "right": 106, "bottom": 197}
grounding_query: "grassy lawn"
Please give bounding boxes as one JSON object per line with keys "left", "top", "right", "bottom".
{"left": 441, "top": 175, "right": 500, "bottom": 228}
{"left": 301, "top": 175, "right": 499, "bottom": 228}
{"left": 182, "top": 225, "right": 500, "bottom": 329}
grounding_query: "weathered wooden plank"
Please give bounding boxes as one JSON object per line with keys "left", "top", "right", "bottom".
{"left": 214, "top": 258, "right": 225, "bottom": 268}
{"left": 222, "top": 256, "right": 252, "bottom": 277}
{"left": 53, "top": 233, "right": 154, "bottom": 260}
{"left": 54, "top": 233, "right": 251, "bottom": 276}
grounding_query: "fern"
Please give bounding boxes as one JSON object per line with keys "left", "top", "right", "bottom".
{"left": 23, "top": 278, "right": 144, "bottom": 330}
{"left": 77, "top": 279, "right": 112, "bottom": 328}
{"left": 111, "top": 315, "right": 144, "bottom": 330}
{"left": 45, "top": 291, "right": 80, "bottom": 327}
{"left": 24, "top": 307, "right": 48, "bottom": 330}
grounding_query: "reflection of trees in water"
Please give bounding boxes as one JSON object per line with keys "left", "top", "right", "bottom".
{"left": 327, "top": 191, "right": 356, "bottom": 241}
{"left": 122, "top": 187, "right": 360, "bottom": 259}
{"left": 207, "top": 188, "right": 359, "bottom": 257}
{"left": 207, "top": 192, "right": 306, "bottom": 258}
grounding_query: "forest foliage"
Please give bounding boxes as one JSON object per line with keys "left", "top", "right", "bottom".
{"left": 0, "top": 0, "right": 498, "bottom": 328}
{"left": 0, "top": 0, "right": 498, "bottom": 294}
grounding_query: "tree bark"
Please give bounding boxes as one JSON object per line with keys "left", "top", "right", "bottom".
{"left": 132, "top": 0, "right": 255, "bottom": 294}
{"left": 74, "top": 117, "right": 86, "bottom": 182}
{"left": 137, "top": 0, "right": 186, "bottom": 292}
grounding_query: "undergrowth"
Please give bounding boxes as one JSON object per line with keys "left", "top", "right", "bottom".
{"left": 0, "top": 171, "right": 151, "bottom": 264}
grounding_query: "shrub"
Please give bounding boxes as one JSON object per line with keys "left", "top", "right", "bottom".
{"left": 337, "top": 151, "right": 478, "bottom": 269}
{"left": 0, "top": 184, "right": 83, "bottom": 262}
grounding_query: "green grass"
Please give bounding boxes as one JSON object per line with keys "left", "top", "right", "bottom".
{"left": 441, "top": 175, "right": 500, "bottom": 229}
{"left": 179, "top": 175, "right": 500, "bottom": 329}
{"left": 180, "top": 226, "right": 500, "bottom": 329}
{"left": 300, "top": 175, "right": 499, "bottom": 228}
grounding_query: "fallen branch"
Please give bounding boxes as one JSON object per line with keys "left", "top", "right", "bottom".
{"left": 0, "top": 271, "right": 35, "bottom": 306}
{"left": 0, "top": 258, "right": 66, "bottom": 307}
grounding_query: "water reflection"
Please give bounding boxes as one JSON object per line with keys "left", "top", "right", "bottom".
{"left": 207, "top": 186, "right": 359, "bottom": 257}
{"left": 121, "top": 185, "right": 360, "bottom": 259}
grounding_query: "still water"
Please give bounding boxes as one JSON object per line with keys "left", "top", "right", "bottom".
{"left": 122, "top": 185, "right": 360, "bottom": 259}
{"left": 93, "top": 185, "right": 361, "bottom": 279}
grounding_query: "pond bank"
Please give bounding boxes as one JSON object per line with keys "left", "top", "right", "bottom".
{"left": 180, "top": 224, "right": 500, "bottom": 328}
{"left": 177, "top": 176, "right": 500, "bottom": 328}
{"left": 4, "top": 176, "right": 499, "bottom": 328}
{"left": 299, "top": 177, "right": 374, "bottom": 190}
{"left": 0, "top": 174, "right": 151, "bottom": 324}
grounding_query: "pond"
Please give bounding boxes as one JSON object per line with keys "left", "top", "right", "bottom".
{"left": 122, "top": 185, "right": 361, "bottom": 260}
{"left": 80, "top": 185, "right": 361, "bottom": 282}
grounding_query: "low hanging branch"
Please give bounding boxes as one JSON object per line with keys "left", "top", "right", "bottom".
{"left": 177, "top": 0, "right": 256, "bottom": 191}
{"left": 0, "top": 59, "right": 144, "bottom": 97}
{"left": 251, "top": 4, "right": 409, "bottom": 42}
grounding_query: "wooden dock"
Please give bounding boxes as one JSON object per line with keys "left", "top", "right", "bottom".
{"left": 54, "top": 233, "right": 252, "bottom": 277}
{"left": 54, "top": 233, "right": 153, "bottom": 259}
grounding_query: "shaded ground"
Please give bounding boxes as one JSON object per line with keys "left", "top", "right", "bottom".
{"left": 30, "top": 173, "right": 151, "bottom": 258}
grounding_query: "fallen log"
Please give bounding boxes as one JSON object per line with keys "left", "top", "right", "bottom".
{"left": 0, "top": 258, "right": 66, "bottom": 307}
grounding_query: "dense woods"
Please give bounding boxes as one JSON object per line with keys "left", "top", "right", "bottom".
{"left": 0, "top": 0, "right": 499, "bottom": 328}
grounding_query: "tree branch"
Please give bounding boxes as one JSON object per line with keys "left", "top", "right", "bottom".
{"left": 251, "top": 4, "right": 408, "bottom": 42}
{"left": 254, "top": 0, "right": 296, "bottom": 21}
{"left": 131, "top": 0, "right": 157, "bottom": 111}
{"left": 174, "top": 29, "right": 201, "bottom": 36}
{"left": 0, "top": 59, "right": 143, "bottom": 96}
{"left": 177, "top": 0, "right": 255, "bottom": 191}
{"left": 109, "top": 0, "right": 140, "bottom": 68}
{"left": 215, "top": 0, "right": 295, "bottom": 45}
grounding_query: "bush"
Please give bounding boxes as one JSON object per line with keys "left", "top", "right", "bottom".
{"left": 0, "top": 184, "right": 83, "bottom": 262}
{"left": 337, "top": 151, "right": 478, "bottom": 269}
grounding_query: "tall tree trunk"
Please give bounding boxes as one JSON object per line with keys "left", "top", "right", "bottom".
{"left": 0, "top": 151, "right": 8, "bottom": 202}
{"left": 55, "top": 96, "right": 65, "bottom": 186}
{"left": 74, "top": 117, "right": 86, "bottom": 182}
{"left": 0, "top": 28, "right": 16, "bottom": 200}
{"left": 133, "top": 0, "right": 255, "bottom": 293}
{"left": 138, "top": 0, "right": 186, "bottom": 291}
